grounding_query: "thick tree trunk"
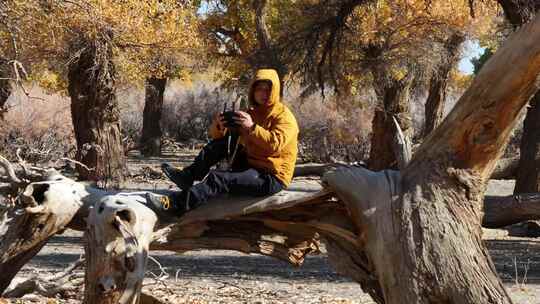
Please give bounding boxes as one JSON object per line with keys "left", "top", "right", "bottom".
{"left": 140, "top": 77, "right": 166, "bottom": 157}
{"left": 385, "top": 18, "right": 540, "bottom": 303}
{"left": 68, "top": 38, "right": 126, "bottom": 189}
{"left": 498, "top": 0, "right": 540, "bottom": 194}
{"left": 368, "top": 75, "right": 413, "bottom": 171}
{"left": 327, "top": 15, "right": 540, "bottom": 303}
{"left": 498, "top": 0, "right": 540, "bottom": 26}
{"left": 515, "top": 94, "right": 540, "bottom": 192}
{"left": 252, "top": 0, "right": 287, "bottom": 85}
{"left": 0, "top": 173, "right": 85, "bottom": 294}
{"left": 0, "top": 57, "right": 11, "bottom": 121}
{"left": 84, "top": 195, "right": 157, "bottom": 304}
{"left": 423, "top": 33, "right": 465, "bottom": 137}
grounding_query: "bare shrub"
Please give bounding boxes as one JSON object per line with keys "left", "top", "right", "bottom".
{"left": 161, "top": 82, "right": 235, "bottom": 142}
{"left": 0, "top": 86, "right": 75, "bottom": 163}
{"left": 118, "top": 87, "right": 145, "bottom": 153}
{"left": 290, "top": 93, "right": 374, "bottom": 163}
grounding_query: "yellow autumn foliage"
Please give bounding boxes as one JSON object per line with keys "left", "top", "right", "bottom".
{"left": 0, "top": 0, "right": 201, "bottom": 91}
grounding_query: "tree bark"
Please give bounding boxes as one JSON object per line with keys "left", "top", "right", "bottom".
{"left": 498, "top": 1, "right": 540, "bottom": 194}
{"left": 252, "top": 0, "right": 287, "bottom": 84}
{"left": 84, "top": 195, "right": 157, "bottom": 304}
{"left": 0, "top": 57, "right": 11, "bottom": 121}
{"left": 0, "top": 173, "right": 84, "bottom": 294}
{"left": 140, "top": 77, "right": 166, "bottom": 157}
{"left": 492, "top": 157, "right": 519, "bottom": 179}
{"left": 423, "top": 33, "right": 465, "bottom": 138}
{"left": 498, "top": 0, "right": 540, "bottom": 26}
{"left": 483, "top": 193, "right": 540, "bottom": 228}
{"left": 68, "top": 37, "right": 126, "bottom": 189}
{"left": 4, "top": 169, "right": 540, "bottom": 301}
{"left": 515, "top": 94, "right": 540, "bottom": 192}
{"left": 326, "top": 14, "right": 540, "bottom": 303}
{"left": 368, "top": 74, "right": 413, "bottom": 171}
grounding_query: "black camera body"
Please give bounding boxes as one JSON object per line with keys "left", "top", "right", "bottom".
{"left": 222, "top": 110, "right": 239, "bottom": 128}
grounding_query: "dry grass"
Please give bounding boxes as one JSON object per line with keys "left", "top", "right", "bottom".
{"left": 0, "top": 85, "right": 75, "bottom": 163}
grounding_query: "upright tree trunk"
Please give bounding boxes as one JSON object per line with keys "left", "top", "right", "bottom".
{"left": 498, "top": 0, "right": 540, "bottom": 26}
{"left": 68, "top": 38, "right": 126, "bottom": 189}
{"left": 140, "top": 77, "right": 166, "bottom": 157}
{"left": 423, "top": 33, "right": 465, "bottom": 138}
{"left": 368, "top": 74, "right": 413, "bottom": 171}
{"left": 498, "top": 0, "right": 540, "bottom": 194}
{"left": 0, "top": 57, "right": 11, "bottom": 121}
{"left": 515, "top": 94, "right": 540, "bottom": 192}
{"left": 252, "top": 0, "right": 287, "bottom": 89}
{"left": 326, "top": 16, "right": 540, "bottom": 303}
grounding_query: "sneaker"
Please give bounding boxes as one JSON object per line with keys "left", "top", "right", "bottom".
{"left": 145, "top": 192, "right": 181, "bottom": 223}
{"left": 161, "top": 163, "right": 194, "bottom": 191}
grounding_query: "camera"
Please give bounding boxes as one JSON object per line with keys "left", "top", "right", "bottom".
{"left": 222, "top": 110, "right": 239, "bottom": 128}
{"left": 222, "top": 101, "right": 240, "bottom": 128}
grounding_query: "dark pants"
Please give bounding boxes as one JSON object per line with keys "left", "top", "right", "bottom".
{"left": 173, "top": 134, "right": 284, "bottom": 212}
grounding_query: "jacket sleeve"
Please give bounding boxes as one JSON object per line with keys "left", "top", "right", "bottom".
{"left": 208, "top": 115, "right": 226, "bottom": 140}
{"left": 245, "top": 112, "right": 298, "bottom": 155}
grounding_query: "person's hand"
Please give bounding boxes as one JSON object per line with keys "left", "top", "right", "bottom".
{"left": 214, "top": 112, "right": 226, "bottom": 130}
{"left": 234, "top": 111, "right": 254, "bottom": 132}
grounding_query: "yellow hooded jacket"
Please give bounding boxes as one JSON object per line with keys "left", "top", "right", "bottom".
{"left": 208, "top": 69, "right": 299, "bottom": 187}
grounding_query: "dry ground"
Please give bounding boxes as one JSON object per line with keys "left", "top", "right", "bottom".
{"left": 2, "top": 150, "right": 540, "bottom": 304}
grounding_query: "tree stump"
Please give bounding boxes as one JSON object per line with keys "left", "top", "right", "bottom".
{"left": 84, "top": 194, "right": 157, "bottom": 304}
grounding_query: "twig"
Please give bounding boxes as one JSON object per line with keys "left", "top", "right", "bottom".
{"left": 50, "top": 256, "right": 85, "bottom": 281}
{"left": 9, "top": 60, "right": 46, "bottom": 102}
{"left": 215, "top": 280, "right": 250, "bottom": 293}
{"left": 15, "top": 148, "right": 31, "bottom": 178}
{"left": 0, "top": 154, "right": 22, "bottom": 185}
{"left": 148, "top": 255, "right": 169, "bottom": 279}
{"left": 391, "top": 115, "right": 412, "bottom": 170}
{"left": 57, "top": 157, "right": 94, "bottom": 172}
{"left": 3, "top": 257, "right": 85, "bottom": 298}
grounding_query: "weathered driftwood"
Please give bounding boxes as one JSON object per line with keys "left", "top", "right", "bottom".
{"left": 78, "top": 179, "right": 334, "bottom": 303}
{"left": 0, "top": 171, "right": 89, "bottom": 294}
{"left": 84, "top": 194, "right": 157, "bottom": 304}
{"left": 0, "top": 163, "right": 337, "bottom": 300}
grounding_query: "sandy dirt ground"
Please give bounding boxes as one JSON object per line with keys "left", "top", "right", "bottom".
{"left": 2, "top": 150, "right": 540, "bottom": 304}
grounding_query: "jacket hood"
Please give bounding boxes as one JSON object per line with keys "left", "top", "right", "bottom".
{"left": 248, "top": 69, "right": 281, "bottom": 111}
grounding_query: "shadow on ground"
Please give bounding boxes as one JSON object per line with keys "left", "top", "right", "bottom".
{"left": 29, "top": 233, "right": 540, "bottom": 285}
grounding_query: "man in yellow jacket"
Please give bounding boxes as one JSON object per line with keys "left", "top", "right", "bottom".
{"left": 146, "top": 69, "right": 299, "bottom": 218}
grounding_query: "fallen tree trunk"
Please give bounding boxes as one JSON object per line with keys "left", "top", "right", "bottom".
{"left": 4, "top": 168, "right": 540, "bottom": 300}
{"left": 483, "top": 193, "right": 540, "bottom": 228}
{"left": 0, "top": 172, "right": 88, "bottom": 294}
{"left": 295, "top": 157, "right": 519, "bottom": 180}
